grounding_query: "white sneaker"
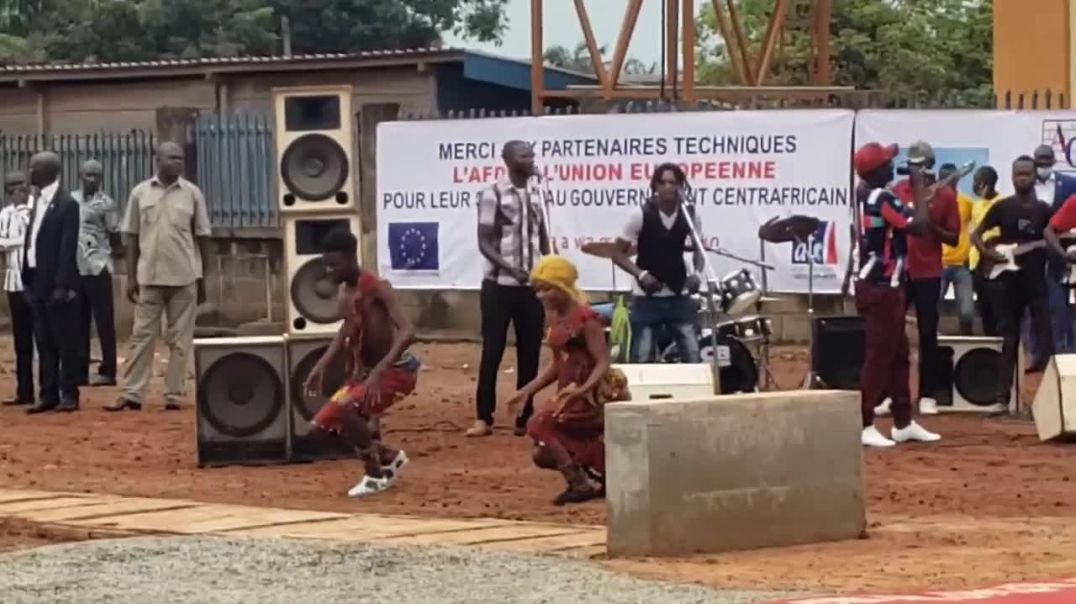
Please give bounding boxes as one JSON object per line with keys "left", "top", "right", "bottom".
{"left": 381, "top": 450, "right": 410, "bottom": 486}
{"left": 891, "top": 421, "right": 941, "bottom": 444}
{"left": 919, "top": 397, "right": 939, "bottom": 415}
{"left": 862, "top": 425, "right": 896, "bottom": 448}
{"left": 347, "top": 475, "right": 391, "bottom": 497}
{"left": 873, "top": 398, "right": 892, "bottom": 417}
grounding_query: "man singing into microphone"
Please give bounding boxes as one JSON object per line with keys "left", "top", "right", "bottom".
{"left": 612, "top": 163, "right": 704, "bottom": 363}
{"left": 467, "top": 140, "right": 550, "bottom": 438}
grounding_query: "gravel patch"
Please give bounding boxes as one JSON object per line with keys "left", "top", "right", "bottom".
{"left": 0, "top": 536, "right": 796, "bottom": 603}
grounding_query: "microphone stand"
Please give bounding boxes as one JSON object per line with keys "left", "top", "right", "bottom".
{"left": 798, "top": 232, "right": 825, "bottom": 389}
{"left": 681, "top": 186, "right": 723, "bottom": 396}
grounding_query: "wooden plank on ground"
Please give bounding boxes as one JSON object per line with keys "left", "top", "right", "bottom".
{"left": 15, "top": 499, "right": 199, "bottom": 524}
{"left": 65, "top": 503, "right": 345, "bottom": 534}
{"left": 381, "top": 524, "right": 585, "bottom": 547}
{"left": 0, "top": 496, "right": 113, "bottom": 514}
{"left": 232, "top": 515, "right": 515, "bottom": 541}
{"left": 0, "top": 489, "right": 72, "bottom": 504}
{"left": 478, "top": 530, "right": 608, "bottom": 554}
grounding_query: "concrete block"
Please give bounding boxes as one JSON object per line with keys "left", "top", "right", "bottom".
{"left": 605, "top": 389, "right": 864, "bottom": 557}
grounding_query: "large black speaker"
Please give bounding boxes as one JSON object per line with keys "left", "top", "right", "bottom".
{"left": 811, "top": 315, "right": 865, "bottom": 390}
{"left": 936, "top": 336, "right": 1010, "bottom": 412}
{"left": 284, "top": 215, "right": 360, "bottom": 335}
{"left": 286, "top": 335, "right": 353, "bottom": 462}
{"left": 194, "top": 336, "right": 289, "bottom": 467}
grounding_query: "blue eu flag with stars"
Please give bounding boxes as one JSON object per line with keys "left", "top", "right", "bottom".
{"left": 388, "top": 222, "right": 439, "bottom": 271}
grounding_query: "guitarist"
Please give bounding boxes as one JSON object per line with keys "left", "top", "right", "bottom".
{"left": 972, "top": 156, "right": 1054, "bottom": 411}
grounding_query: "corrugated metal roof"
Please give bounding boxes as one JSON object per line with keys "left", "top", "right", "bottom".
{"left": 0, "top": 47, "right": 458, "bottom": 75}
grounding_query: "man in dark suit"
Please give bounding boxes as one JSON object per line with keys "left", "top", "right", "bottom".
{"left": 22, "top": 151, "right": 81, "bottom": 413}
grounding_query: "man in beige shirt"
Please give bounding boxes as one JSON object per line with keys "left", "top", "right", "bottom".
{"left": 108, "top": 141, "right": 211, "bottom": 412}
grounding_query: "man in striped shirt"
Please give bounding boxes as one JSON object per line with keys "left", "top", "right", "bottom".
{"left": 467, "top": 140, "right": 550, "bottom": 438}
{"left": 0, "top": 172, "right": 34, "bottom": 406}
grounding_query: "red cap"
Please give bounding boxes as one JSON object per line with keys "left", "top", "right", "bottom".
{"left": 853, "top": 142, "right": 899, "bottom": 178}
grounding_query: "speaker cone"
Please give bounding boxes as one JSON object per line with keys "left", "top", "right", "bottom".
{"left": 290, "top": 345, "right": 348, "bottom": 422}
{"left": 290, "top": 257, "right": 341, "bottom": 324}
{"left": 197, "top": 353, "right": 284, "bottom": 438}
{"left": 954, "top": 347, "right": 1003, "bottom": 406}
{"left": 281, "top": 133, "right": 348, "bottom": 201}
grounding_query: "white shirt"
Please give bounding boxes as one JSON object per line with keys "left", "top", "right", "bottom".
{"left": 620, "top": 204, "right": 704, "bottom": 297}
{"left": 1035, "top": 174, "right": 1056, "bottom": 206}
{"left": 0, "top": 203, "right": 29, "bottom": 292}
{"left": 26, "top": 180, "right": 59, "bottom": 269}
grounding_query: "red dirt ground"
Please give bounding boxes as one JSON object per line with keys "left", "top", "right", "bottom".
{"left": 1, "top": 341, "right": 1075, "bottom": 593}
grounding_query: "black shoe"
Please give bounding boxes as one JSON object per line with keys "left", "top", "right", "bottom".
{"left": 105, "top": 398, "right": 141, "bottom": 412}
{"left": 553, "top": 486, "right": 602, "bottom": 506}
{"left": 27, "top": 400, "right": 58, "bottom": 415}
{"left": 163, "top": 401, "right": 181, "bottom": 411}
{"left": 514, "top": 415, "right": 530, "bottom": 437}
{"left": 89, "top": 376, "right": 117, "bottom": 387}
{"left": 55, "top": 398, "right": 79, "bottom": 413}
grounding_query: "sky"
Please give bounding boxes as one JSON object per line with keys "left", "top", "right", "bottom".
{"left": 443, "top": 0, "right": 705, "bottom": 66}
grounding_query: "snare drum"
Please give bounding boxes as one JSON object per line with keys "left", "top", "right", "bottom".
{"left": 719, "top": 269, "right": 762, "bottom": 315}
{"left": 716, "top": 316, "right": 773, "bottom": 342}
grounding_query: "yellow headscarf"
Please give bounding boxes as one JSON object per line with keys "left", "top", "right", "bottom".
{"left": 530, "top": 255, "right": 586, "bottom": 302}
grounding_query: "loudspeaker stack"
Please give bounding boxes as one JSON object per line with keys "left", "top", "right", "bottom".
{"left": 194, "top": 85, "right": 361, "bottom": 467}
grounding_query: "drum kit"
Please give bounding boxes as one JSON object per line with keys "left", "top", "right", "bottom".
{"left": 582, "top": 199, "right": 824, "bottom": 395}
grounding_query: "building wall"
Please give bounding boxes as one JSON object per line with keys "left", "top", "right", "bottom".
{"left": 993, "top": 0, "right": 1072, "bottom": 104}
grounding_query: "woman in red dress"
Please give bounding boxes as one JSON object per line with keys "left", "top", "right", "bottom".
{"left": 506, "top": 255, "right": 629, "bottom": 505}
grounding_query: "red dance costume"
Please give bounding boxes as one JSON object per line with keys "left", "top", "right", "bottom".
{"left": 526, "top": 305, "right": 629, "bottom": 474}
{"left": 312, "top": 272, "right": 419, "bottom": 433}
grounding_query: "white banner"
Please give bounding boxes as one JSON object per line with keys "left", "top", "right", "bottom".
{"left": 377, "top": 110, "right": 855, "bottom": 294}
{"left": 854, "top": 110, "right": 1076, "bottom": 198}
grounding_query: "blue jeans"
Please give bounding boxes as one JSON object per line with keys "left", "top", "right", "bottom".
{"left": 940, "top": 265, "right": 975, "bottom": 335}
{"left": 630, "top": 295, "right": 699, "bottom": 363}
{"left": 1023, "top": 277, "right": 1074, "bottom": 358}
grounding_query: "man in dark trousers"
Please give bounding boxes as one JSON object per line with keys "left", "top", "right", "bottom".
{"left": 0, "top": 172, "right": 33, "bottom": 406}
{"left": 74, "top": 159, "right": 120, "bottom": 386}
{"left": 22, "top": 151, "right": 81, "bottom": 414}
{"left": 467, "top": 140, "right": 549, "bottom": 438}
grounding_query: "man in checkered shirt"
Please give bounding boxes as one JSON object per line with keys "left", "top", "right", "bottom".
{"left": 466, "top": 140, "right": 551, "bottom": 438}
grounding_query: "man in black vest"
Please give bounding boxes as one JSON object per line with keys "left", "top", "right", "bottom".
{"left": 613, "top": 162, "right": 704, "bottom": 362}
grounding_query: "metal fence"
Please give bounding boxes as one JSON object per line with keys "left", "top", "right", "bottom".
{"left": 193, "top": 113, "right": 277, "bottom": 229}
{"left": 0, "top": 131, "right": 156, "bottom": 217}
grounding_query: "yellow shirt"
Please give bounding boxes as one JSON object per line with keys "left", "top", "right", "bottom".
{"left": 942, "top": 192, "right": 974, "bottom": 267}
{"left": 968, "top": 193, "right": 1002, "bottom": 270}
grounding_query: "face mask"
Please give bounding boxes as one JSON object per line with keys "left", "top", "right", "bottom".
{"left": 1037, "top": 166, "right": 1053, "bottom": 180}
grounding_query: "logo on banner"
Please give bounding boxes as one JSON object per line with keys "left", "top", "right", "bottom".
{"left": 791, "top": 220, "right": 838, "bottom": 265}
{"left": 388, "top": 222, "right": 439, "bottom": 272}
{"left": 1042, "top": 119, "right": 1076, "bottom": 170}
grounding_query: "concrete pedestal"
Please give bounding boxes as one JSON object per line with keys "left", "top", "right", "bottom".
{"left": 605, "top": 390, "right": 865, "bottom": 557}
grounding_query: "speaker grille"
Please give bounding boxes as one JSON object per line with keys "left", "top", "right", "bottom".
{"left": 197, "top": 352, "right": 284, "bottom": 438}
{"left": 281, "top": 133, "right": 349, "bottom": 201}
{"left": 284, "top": 95, "right": 342, "bottom": 131}
{"left": 954, "top": 347, "right": 1003, "bottom": 406}
{"left": 290, "top": 257, "right": 341, "bottom": 325}
{"left": 290, "top": 344, "right": 348, "bottom": 422}
{"left": 811, "top": 316, "right": 865, "bottom": 390}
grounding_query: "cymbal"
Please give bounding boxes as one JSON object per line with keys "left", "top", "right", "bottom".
{"left": 580, "top": 241, "right": 632, "bottom": 259}
{"left": 758, "top": 215, "right": 821, "bottom": 244}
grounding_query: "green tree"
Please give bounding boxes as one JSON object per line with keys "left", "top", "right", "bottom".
{"left": 696, "top": 0, "right": 993, "bottom": 105}
{"left": 0, "top": 0, "right": 509, "bottom": 64}
{"left": 544, "top": 41, "right": 656, "bottom": 77}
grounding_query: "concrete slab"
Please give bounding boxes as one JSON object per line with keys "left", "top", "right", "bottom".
{"left": 605, "top": 390, "right": 865, "bottom": 557}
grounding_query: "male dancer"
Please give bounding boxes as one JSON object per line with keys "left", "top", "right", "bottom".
{"left": 303, "top": 229, "right": 419, "bottom": 497}
{"left": 611, "top": 162, "right": 704, "bottom": 363}
{"left": 469, "top": 140, "right": 549, "bottom": 437}
{"left": 972, "top": 156, "right": 1054, "bottom": 410}
{"left": 853, "top": 142, "right": 941, "bottom": 448}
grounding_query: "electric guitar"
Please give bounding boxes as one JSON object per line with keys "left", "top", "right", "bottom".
{"left": 983, "top": 241, "right": 1048, "bottom": 280}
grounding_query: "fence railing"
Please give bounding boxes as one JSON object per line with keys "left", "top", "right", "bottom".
{"left": 0, "top": 131, "right": 156, "bottom": 218}
{"left": 192, "top": 113, "right": 277, "bottom": 230}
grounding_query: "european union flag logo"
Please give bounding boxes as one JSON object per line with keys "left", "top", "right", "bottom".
{"left": 388, "top": 222, "right": 439, "bottom": 272}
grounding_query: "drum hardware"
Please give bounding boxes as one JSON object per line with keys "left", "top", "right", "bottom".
{"left": 681, "top": 183, "right": 726, "bottom": 395}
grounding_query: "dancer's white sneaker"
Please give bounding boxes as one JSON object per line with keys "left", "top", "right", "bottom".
{"left": 347, "top": 475, "right": 391, "bottom": 497}
{"left": 381, "top": 450, "right": 410, "bottom": 486}
{"left": 918, "top": 397, "right": 939, "bottom": 415}
{"left": 873, "top": 398, "right": 892, "bottom": 417}
{"left": 862, "top": 425, "right": 896, "bottom": 448}
{"left": 891, "top": 421, "right": 941, "bottom": 444}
